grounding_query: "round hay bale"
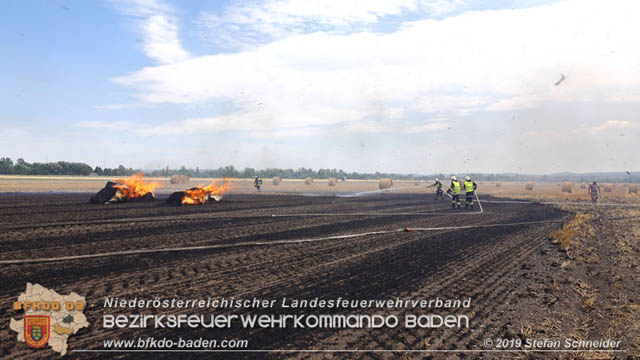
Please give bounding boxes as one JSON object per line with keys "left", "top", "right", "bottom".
{"left": 604, "top": 184, "right": 613, "bottom": 193}
{"left": 525, "top": 181, "right": 535, "bottom": 191}
{"left": 580, "top": 184, "right": 586, "bottom": 189}
{"left": 89, "top": 181, "right": 118, "bottom": 204}
{"left": 328, "top": 178, "right": 338, "bottom": 187}
{"left": 628, "top": 184, "right": 638, "bottom": 194}
{"left": 379, "top": 178, "right": 393, "bottom": 190}
{"left": 272, "top": 177, "right": 281, "bottom": 185}
{"left": 170, "top": 174, "right": 190, "bottom": 184}
{"left": 304, "top": 177, "right": 313, "bottom": 185}
{"left": 561, "top": 182, "right": 573, "bottom": 193}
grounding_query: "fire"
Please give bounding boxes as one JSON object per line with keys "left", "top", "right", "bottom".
{"left": 182, "top": 179, "right": 232, "bottom": 205}
{"left": 112, "top": 173, "right": 160, "bottom": 201}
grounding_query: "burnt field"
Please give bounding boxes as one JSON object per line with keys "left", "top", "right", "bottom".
{"left": 0, "top": 193, "right": 569, "bottom": 359}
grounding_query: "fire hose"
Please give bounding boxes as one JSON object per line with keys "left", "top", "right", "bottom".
{"left": 2, "top": 193, "right": 637, "bottom": 265}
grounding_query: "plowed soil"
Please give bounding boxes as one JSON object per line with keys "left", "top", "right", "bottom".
{"left": 0, "top": 193, "right": 569, "bottom": 359}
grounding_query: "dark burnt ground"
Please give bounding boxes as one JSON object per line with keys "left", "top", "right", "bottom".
{"left": 0, "top": 193, "right": 568, "bottom": 359}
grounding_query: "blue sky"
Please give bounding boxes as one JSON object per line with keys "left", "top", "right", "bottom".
{"left": 1, "top": 0, "right": 639, "bottom": 174}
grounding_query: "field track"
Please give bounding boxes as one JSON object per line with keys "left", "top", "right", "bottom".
{"left": 0, "top": 193, "right": 566, "bottom": 359}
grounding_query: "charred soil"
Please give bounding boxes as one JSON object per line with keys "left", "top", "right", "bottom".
{"left": 2, "top": 193, "right": 622, "bottom": 359}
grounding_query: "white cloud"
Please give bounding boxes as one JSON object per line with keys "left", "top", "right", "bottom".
{"left": 244, "top": 127, "right": 323, "bottom": 138}
{"left": 76, "top": 121, "right": 138, "bottom": 130}
{"left": 93, "top": 103, "right": 149, "bottom": 110}
{"left": 587, "top": 120, "right": 637, "bottom": 133}
{"left": 76, "top": 113, "right": 450, "bottom": 138}
{"left": 107, "top": 0, "right": 640, "bottom": 154}
{"left": 403, "top": 121, "right": 450, "bottom": 133}
{"left": 112, "top": 0, "right": 188, "bottom": 64}
{"left": 526, "top": 119, "right": 638, "bottom": 139}
{"left": 197, "top": 0, "right": 467, "bottom": 47}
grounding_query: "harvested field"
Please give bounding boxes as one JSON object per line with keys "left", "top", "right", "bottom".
{"left": 170, "top": 174, "right": 190, "bottom": 184}
{"left": 0, "top": 192, "right": 574, "bottom": 358}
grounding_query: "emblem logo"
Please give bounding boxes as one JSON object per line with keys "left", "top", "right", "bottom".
{"left": 24, "top": 315, "right": 50, "bottom": 348}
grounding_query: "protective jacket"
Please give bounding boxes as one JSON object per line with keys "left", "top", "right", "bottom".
{"left": 464, "top": 180, "right": 477, "bottom": 193}
{"left": 451, "top": 180, "right": 461, "bottom": 194}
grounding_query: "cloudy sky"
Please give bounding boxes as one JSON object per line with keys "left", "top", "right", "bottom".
{"left": 1, "top": 0, "right": 639, "bottom": 174}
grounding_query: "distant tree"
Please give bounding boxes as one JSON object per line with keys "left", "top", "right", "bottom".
{"left": 0, "top": 157, "right": 13, "bottom": 174}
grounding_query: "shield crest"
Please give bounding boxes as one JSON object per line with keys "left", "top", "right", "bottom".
{"left": 24, "top": 315, "right": 50, "bottom": 348}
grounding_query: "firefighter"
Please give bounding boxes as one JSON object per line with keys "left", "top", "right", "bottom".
{"left": 254, "top": 176, "right": 263, "bottom": 192}
{"left": 449, "top": 176, "right": 461, "bottom": 208}
{"left": 463, "top": 176, "right": 478, "bottom": 210}
{"left": 431, "top": 178, "right": 444, "bottom": 200}
{"left": 588, "top": 181, "right": 600, "bottom": 205}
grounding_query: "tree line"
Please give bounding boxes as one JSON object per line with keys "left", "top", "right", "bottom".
{"left": 0, "top": 158, "right": 420, "bottom": 180}
{"left": 148, "top": 165, "right": 415, "bottom": 180}
{"left": 1, "top": 157, "right": 637, "bottom": 182}
{"left": 0, "top": 158, "right": 136, "bottom": 176}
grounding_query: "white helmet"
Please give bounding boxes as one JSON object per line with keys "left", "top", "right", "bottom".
{"left": 451, "top": 176, "right": 456, "bottom": 181}
{"left": 465, "top": 176, "right": 471, "bottom": 181}
{"left": 435, "top": 178, "right": 439, "bottom": 182}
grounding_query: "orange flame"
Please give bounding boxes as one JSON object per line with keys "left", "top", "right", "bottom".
{"left": 182, "top": 179, "right": 233, "bottom": 205}
{"left": 112, "top": 173, "right": 160, "bottom": 201}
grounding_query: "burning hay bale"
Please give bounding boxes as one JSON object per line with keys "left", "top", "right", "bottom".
{"left": 379, "top": 178, "right": 393, "bottom": 190}
{"left": 165, "top": 180, "right": 232, "bottom": 206}
{"left": 525, "top": 182, "right": 535, "bottom": 191}
{"left": 328, "top": 178, "right": 338, "bottom": 187}
{"left": 272, "top": 177, "right": 282, "bottom": 185}
{"left": 561, "top": 182, "right": 573, "bottom": 193}
{"left": 89, "top": 173, "right": 160, "bottom": 204}
{"left": 628, "top": 184, "right": 638, "bottom": 194}
{"left": 166, "top": 191, "right": 188, "bottom": 205}
{"left": 170, "top": 174, "right": 190, "bottom": 184}
{"left": 304, "top": 177, "right": 313, "bottom": 185}
{"left": 89, "top": 181, "right": 119, "bottom": 204}
{"left": 604, "top": 184, "right": 613, "bottom": 193}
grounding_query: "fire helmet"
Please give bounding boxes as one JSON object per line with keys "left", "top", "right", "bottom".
{"left": 465, "top": 176, "right": 471, "bottom": 181}
{"left": 451, "top": 176, "right": 457, "bottom": 181}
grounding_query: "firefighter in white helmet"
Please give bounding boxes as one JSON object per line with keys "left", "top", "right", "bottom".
{"left": 448, "top": 176, "right": 461, "bottom": 208}
{"left": 463, "top": 176, "right": 478, "bottom": 210}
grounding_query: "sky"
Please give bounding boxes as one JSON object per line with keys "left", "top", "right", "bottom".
{"left": 1, "top": 0, "right": 639, "bottom": 174}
